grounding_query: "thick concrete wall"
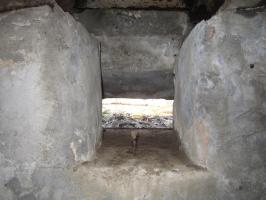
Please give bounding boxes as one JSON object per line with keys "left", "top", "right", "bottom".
{"left": 75, "top": 9, "right": 191, "bottom": 99}
{"left": 0, "top": 5, "right": 102, "bottom": 199}
{"left": 174, "top": 5, "right": 266, "bottom": 200}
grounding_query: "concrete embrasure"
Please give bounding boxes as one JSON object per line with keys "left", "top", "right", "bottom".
{"left": 0, "top": 0, "right": 266, "bottom": 199}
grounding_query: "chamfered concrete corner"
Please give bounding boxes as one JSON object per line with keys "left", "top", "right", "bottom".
{"left": 174, "top": 8, "right": 266, "bottom": 200}
{"left": 0, "top": 5, "right": 102, "bottom": 199}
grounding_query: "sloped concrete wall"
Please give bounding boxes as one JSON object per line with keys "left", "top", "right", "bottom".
{"left": 0, "top": 5, "right": 102, "bottom": 199}
{"left": 174, "top": 4, "right": 266, "bottom": 200}
{"left": 75, "top": 9, "right": 191, "bottom": 99}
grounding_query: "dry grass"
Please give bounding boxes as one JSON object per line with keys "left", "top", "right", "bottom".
{"left": 102, "top": 98, "right": 173, "bottom": 119}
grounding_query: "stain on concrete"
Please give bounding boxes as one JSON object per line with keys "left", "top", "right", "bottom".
{"left": 233, "top": 0, "right": 266, "bottom": 18}
{"left": 5, "top": 177, "right": 22, "bottom": 196}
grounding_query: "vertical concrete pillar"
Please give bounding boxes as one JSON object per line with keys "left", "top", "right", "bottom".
{"left": 0, "top": 5, "right": 102, "bottom": 199}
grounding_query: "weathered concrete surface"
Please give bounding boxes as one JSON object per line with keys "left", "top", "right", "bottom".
{"left": 75, "top": 0, "right": 186, "bottom": 9}
{"left": 75, "top": 9, "right": 191, "bottom": 99}
{"left": 0, "top": 0, "right": 76, "bottom": 12}
{"left": 72, "top": 129, "right": 219, "bottom": 200}
{"left": 0, "top": 5, "right": 102, "bottom": 199}
{"left": 220, "top": 0, "right": 265, "bottom": 10}
{"left": 174, "top": 6, "right": 266, "bottom": 200}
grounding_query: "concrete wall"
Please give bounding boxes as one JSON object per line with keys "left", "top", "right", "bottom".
{"left": 174, "top": 4, "right": 266, "bottom": 199}
{"left": 0, "top": 5, "right": 102, "bottom": 199}
{"left": 220, "top": 0, "right": 265, "bottom": 10}
{"left": 0, "top": 0, "right": 75, "bottom": 12}
{"left": 75, "top": 9, "right": 191, "bottom": 99}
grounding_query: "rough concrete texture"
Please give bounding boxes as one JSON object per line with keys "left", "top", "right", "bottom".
{"left": 174, "top": 6, "right": 266, "bottom": 200}
{"left": 0, "top": 0, "right": 75, "bottom": 12}
{"left": 220, "top": 0, "right": 265, "bottom": 10}
{"left": 72, "top": 129, "right": 219, "bottom": 200}
{"left": 75, "top": 0, "right": 186, "bottom": 9}
{"left": 0, "top": 0, "right": 54, "bottom": 12}
{"left": 0, "top": 5, "right": 102, "bottom": 199}
{"left": 75, "top": 9, "right": 191, "bottom": 99}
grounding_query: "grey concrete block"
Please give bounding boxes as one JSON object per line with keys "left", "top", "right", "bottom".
{"left": 0, "top": 5, "right": 101, "bottom": 199}
{"left": 174, "top": 8, "right": 266, "bottom": 199}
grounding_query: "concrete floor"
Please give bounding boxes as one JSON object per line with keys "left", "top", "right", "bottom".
{"left": 96, "top": 129, "right": 191, "bottom": 170}
{"left": 72, "top": 129, "right": 218, "bottom": 200}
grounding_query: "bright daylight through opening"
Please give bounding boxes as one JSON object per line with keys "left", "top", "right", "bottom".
{"left": 102, "top": 98, "right": 173, "bottom": 129}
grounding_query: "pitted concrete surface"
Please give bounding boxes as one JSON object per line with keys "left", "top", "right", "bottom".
{"left": 174, "top": 5, "right": 266, "bottom": 200}
{"left": 0, "top": 5, "right": 102, "bottom": 199}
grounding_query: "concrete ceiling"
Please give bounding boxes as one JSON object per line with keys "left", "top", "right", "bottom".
{"left": 75, "top": 0, "right": 186, "bottom": 9}
{"left": 0, "top": 1, "right": 225, "bottom": 15}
